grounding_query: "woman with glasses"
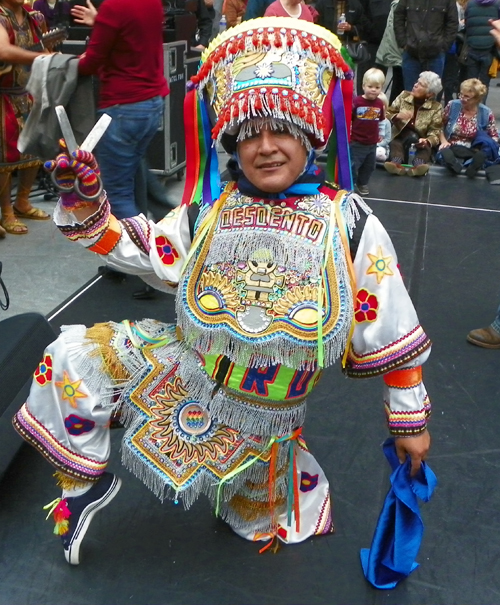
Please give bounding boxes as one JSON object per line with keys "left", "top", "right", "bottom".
{"left": 438, "top": 78, "right": 499, "bottom": 177}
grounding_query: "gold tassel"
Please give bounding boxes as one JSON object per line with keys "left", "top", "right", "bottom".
{"left": 86, "top": 323, "right": 130, "bottom": 381}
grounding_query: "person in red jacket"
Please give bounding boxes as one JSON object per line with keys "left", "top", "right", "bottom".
{"left": 71, "top": 0, "right": 169, "bottom": 219}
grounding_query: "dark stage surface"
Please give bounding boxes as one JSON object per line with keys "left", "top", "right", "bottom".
{"left": 1, "top": 167, "right": 500, "bottom": 605}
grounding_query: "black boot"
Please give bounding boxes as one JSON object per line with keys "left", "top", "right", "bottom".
{"left": 465, "top": 151, "right": 485, "bottom": 179}
{"left": 441, "top": 148, "right": 462, "bottom": 174}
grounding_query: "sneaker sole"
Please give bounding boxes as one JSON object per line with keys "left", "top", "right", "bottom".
{"left": 64, "top": 475, "right": 122, "bottom": 565}
{"left": 466, "top": 335, "right": 500, "bottom": 349}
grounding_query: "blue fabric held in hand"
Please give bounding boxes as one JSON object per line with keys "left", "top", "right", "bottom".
{"left": 360, "top": 437, "right": 437, "bottom": 590}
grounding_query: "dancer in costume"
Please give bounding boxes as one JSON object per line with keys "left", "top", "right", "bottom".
{"left": 13, "top": 18, "right": 432, "bottom": 566}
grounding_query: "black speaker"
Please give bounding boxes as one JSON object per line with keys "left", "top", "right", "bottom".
{"left": 146, "top": 42, "right": 188, "bottom": 177}
{"left": 0, "top": 313, "right": 57, "bottom": 478}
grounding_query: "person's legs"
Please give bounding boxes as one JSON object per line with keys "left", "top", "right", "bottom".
{"left": 12, "top": 323, "right": 130, "bottom": 564}
{"left": 425, "top": 52, "right": 446, "bottom": 79}
{"left": 356, "top": 44, "right": 380, "bottom": 95}
{"left": 0, "top": 172, "right": 28, "bottom": 234}
{"left": 389, "top": 65, "right": 405, "bottom": 103}
{"left": 95, "top": 96, "right": 163, "bottom": 219}
{"left": 440, "top": 146, "right": 464, "bottom": 174}
{"left": 464, "top": 149, "right": 486, "bottom": 178}
{"left": 356, "top": 144, "right": 376, "bottom": 188}
{"left": 402, "top": 51, "right": 423, "bottom": 91}
{"left": 12, "top": 165, "right": 50, "bottom": 220}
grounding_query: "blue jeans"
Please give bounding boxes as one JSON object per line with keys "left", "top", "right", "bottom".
{"left": 96, "top": 96, "right": 164, "bottom": 219}
{"left": 402, "top": 51, "right": 446, "bottom": 92}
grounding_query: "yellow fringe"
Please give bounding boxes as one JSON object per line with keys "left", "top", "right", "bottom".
{"left": 228, "top": 493, "right": 287, "bottom": 523}
{"left": 86, "top": 323, "right": 131, "bottom": 382}
{"left": 54, "top": 471, "right": 93, "bottom": 492}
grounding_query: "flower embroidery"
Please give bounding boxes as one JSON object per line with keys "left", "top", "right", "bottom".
{"left": 64, "top": 414, "right": 95, "bottom": 436}
{"left": 34, "top": 353, "right": 53, "bottom": 386}
{"left": 155, "top": 235, "right": 180, "bottom": 266}
{"left": 354, "top": 288, "right": 378, "bottom": 323}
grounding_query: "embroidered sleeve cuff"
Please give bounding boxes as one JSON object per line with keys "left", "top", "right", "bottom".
{"left": 344, "top": 325, "right": 431, "bottom": 378}
{"left": 56, "top": 195, "right": 112, "bottom": 246}
{"left": 385, "top": 394, "right": 431, "bottom": 436}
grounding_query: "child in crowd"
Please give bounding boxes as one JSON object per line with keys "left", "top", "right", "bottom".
{"left": 350, "top": 68, "right": 386, "bottom": 195}
{"left": 376, "top": 92, "right": 391, "bottom": 162}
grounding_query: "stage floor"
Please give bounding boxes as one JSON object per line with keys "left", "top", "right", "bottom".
{"left": 1, "top": 166, "right": 500, "bottom": 605}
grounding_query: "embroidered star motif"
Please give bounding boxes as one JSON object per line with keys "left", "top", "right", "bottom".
{"left": 55, "top": 371, "right": 87, "bottom": 409}
{"left": 366, "top": 246, "right": 394, "bottom": 284}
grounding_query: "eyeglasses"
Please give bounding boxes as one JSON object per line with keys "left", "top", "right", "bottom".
{"left": 459, "top": 93, "right": 474, "bottom": 100}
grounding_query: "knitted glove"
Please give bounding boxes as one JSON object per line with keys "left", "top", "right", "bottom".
{"left": 45, "top": 140, "right": 102, "bottom": 210}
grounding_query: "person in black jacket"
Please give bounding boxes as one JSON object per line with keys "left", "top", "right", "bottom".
{"left": 394, "top": 0, "right": 458, "bottom": 91}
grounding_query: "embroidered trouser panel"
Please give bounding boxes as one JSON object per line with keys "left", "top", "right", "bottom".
{"left": 13, "top": 320, "right": 333, "bottom": 543}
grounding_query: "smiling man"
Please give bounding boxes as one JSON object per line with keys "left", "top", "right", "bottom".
{"left": 14, "top": 18, "right": 432, "bottom": 570}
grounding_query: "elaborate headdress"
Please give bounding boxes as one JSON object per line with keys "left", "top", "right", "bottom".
{"left": 182, "top": 18, "right": 354, "bottom": 207}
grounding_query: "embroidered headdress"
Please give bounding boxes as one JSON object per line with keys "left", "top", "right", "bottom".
{"left": 182, "top": 18, "right": 354, "bottom": 206}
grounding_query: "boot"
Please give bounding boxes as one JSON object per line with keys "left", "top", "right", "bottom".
{"left": 466, "top": 325, "right": 500, "bottom": 349}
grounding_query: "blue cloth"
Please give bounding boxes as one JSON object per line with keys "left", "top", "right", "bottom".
{"left": 96, "top": 96, "right": 164, "bottom": 219}
{"left": 471, "top": 130, "right": 500, "bottom": 164}
{"left": 360, "top": 438, "right": 437, "bottom": 590}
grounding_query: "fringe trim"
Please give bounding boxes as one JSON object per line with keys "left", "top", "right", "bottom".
{"left": 121, "top": 436, "right": 290, "bottom": 510}
{"left": 210, "top": 389, "right": 306, "bottom": 437}
{"left": 205, "top": 229, "right": 324, "bottom": 275}
{"left": 342, "top": 191, "right": 372, "bottom": 238}
{"left": 86, "top": 323, "right": 131, "bottom": 383}
{"left": 53, "top": 471, "right": 93, "bottom": 492}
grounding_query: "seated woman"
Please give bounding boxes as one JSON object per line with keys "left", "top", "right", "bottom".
{"left": 13, "top": 19, "right": 432, "bottom": 567}
{"left": 384, "top": 71, "right": 443, "bottom": 177}
{"left": 438, "top": 78, "right": 499, "bottom": 178}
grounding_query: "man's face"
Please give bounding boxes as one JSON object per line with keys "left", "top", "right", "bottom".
{"left": 237, "top": 126, "right": 308, "bottom": 193}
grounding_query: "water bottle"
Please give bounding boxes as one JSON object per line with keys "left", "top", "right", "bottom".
{"left": 408, "top": 143, "right": 416, "bottom": 165}
{"left": 219, "top": 14, "right": 227, "bottom": 33}
{"left": 337, "top": 13, "right": 346, "bottom": 36}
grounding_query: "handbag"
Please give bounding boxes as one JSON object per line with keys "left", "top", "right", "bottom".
{"left": 345, "top": 39, "right": 371, "bottom": 63}
{"left": 345, "top": 26, "right": 371, "bottom": 63}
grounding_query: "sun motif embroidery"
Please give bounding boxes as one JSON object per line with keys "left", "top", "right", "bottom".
{"left": 155, "top": 235, "right": 180, "bottom": 266}
{"left": 55, "top": 371, "right": 87, "bottom": 408}
{"left": 354, "top": 288, "right": 378, "bottom": 323}
{"left": 366, "top": 246, "right": 394, "bottom": 284}
{"left": 34, "top": 353, "right": 53, "bottom": 386}
{"left": 149, "top": 376, "right": 238, "bottom": 464}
